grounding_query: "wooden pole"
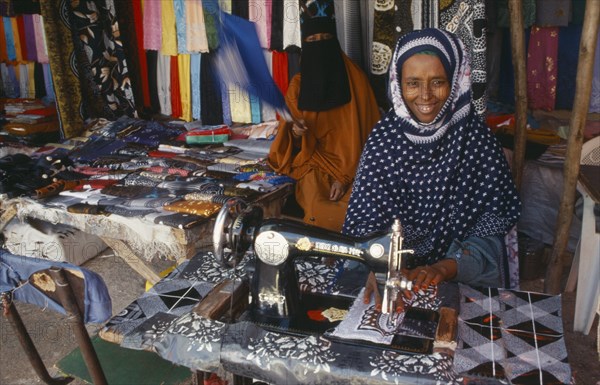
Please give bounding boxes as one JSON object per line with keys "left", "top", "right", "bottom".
{"left": 544, "top": 1, "right": 600, "bottom": 294}
{"left": 507, "top": 0, "right": 527, "bottom": 190}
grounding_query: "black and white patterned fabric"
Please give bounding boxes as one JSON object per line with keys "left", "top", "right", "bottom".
{"left": 370, "top": 0, "right": 488, "bottom": 114}
{"left": 343, "top": 29, "right": 520, "bottom": 267}
{"left": 221, "top": 321, "right": 458, "bottom": 385}
{"left": 454, "top": 284, "right": 572, "bottom": 384}
{"left": 102, "top": 258, "right": 217, "bottom": 348}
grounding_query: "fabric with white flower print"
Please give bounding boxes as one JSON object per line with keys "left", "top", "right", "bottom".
{"left": 153, "top": 312, "right": 227, "bottom": 372}
{"left": 221, "top": 321, "right": 459, "bottom": 384}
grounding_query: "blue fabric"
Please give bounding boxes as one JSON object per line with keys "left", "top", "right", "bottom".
{"left": 7, "top": 64, "right": 19, "bottom": 98}
{"left": 3, "top": 17, "right": 16, "bottom": 61}
{"left": 191, "top": 54, "right": 201, "bottom": 120}
{"left": 220, "top": 74, "right": 232, "bottom": 126}
{"left": 173, "top": 0, "right": 188, "bottom": 54}
{"left": 250, "top": 96, "right": 261, "bottom": 124}
{"left": 0, "top": 249, "right": 112, "bottom": 324}
{"left": 445, "top": 235, "right": 504, "bottom": 288}
{"left": 210, "top": 0, "right": 286, "bottom": 112}
{"left": 556, "top": 25, "right": 582, "bottom": 110}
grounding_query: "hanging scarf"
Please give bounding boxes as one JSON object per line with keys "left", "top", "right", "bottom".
{"left": 343, "top": 29, "right": 520, "bottom": 267}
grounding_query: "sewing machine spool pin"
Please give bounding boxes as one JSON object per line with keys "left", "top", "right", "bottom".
{"left": 381, "top": 219, "right": 414, "bottom": 326}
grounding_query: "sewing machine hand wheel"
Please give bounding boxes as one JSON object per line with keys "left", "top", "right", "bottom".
{"left": 213, "top": 197, "right": 264, "bottom": 267}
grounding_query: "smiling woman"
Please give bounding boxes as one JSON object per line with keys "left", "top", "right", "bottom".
{"left": 343, "top": 28, "right": 521, "bottom": 305}
{"left": 401, "top": 53, "right": 450, "bottom": 123}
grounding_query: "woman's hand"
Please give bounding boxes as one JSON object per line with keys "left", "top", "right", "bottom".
{"left": 405, "top": 259, "right": 457, "bottom": 291}
{"left": 329, "top": 180, "right": 346, "bottom": 201}
{"left": 363, "top": 271, "right": 382, "bottom": 309}
{"left": 291, "top": 119, "right": 308, "bottom": 138}
{"left": 363, "top": 271, "right": 406, "bottom": 313}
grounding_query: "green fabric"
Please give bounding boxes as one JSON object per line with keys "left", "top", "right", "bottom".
{"left": 56, "top": 336, "right": 191, "bottom": 385}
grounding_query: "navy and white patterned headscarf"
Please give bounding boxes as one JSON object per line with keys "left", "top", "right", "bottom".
{"left": 343, "top": 29, "right": 520, "bottom": 267}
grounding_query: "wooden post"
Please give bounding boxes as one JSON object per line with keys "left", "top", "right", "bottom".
{"left": 507, "top": 0, "right": 527, "bottom": 190}
{"left": 544, "top": 1, "right": 600, "bottom": 294}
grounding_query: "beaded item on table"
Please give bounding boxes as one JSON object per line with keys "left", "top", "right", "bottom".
{"left": 163, "top": 200, "right": 222, "bottom": 217}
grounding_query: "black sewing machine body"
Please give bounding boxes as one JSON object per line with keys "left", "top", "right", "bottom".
{"left": 212, "top": 200, "right": 445, "bottom": 353}
{"left": 249, "top": 218, "right": 390, "bottom": 328}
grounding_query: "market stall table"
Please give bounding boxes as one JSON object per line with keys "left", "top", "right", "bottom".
{"left": 1, "top": 183, "right": 292, "bottom": 285}
{"left": 99, "top": 251, "right": 573, "bottom": 385}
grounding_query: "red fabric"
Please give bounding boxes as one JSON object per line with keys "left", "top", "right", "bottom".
{"left": 186, "top": 127, "right": 231, "bottom": 136}
{"left": 203, "top": 373, "right": 228, "bottom": 385}
{"left": 272, "top": 51, "right": 289, "bottom": 95}
{"left": 0, "top": 18, "right": 7, "bottom": 62}
{"left": 170, "top": 55, "right": 182, "bottom": 118}
{"left": 75, "top": 180, "right": 118, "bottom": 190}
{"left": 527, "top": 26, "right": 559, "bottom": 111}
{"left": 21, "top": 106, "right": 57, "bottom": 117}
{"left": 307, "top": 310, "right": 326, "bottom": 321}
{"left": 148, "top": 150, "right": 179, "bottom": 158}
{"left": 16, "top": 16, "right": 28, "bottom": 61}
{"left": 133, "top": 0, "right": 151, "bottom": 108}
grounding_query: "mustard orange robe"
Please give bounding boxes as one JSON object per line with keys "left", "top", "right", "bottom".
{"left": 268, "top": 54, "right": 380, "bottom": 231}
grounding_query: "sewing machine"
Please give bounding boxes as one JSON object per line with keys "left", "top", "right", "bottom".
{"left": 212, "top": 198, "right": 415, "bottom": 329}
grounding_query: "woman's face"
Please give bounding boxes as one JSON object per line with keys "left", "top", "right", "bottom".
{"left": 401, "top": 54, "right": 450, "bottom": 123}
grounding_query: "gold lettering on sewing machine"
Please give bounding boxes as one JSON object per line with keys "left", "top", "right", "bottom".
{"left": 314, "top": 241, "right": 362, "bottom": 257}
{"left": 296, "top": 237, "right": 312, "bottom": 251}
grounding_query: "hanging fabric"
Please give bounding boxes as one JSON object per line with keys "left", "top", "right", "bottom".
{"left": 161, "top": 0, "right": 178, "bottom": 56}
{"left": 333, "top": 0, "right": 365, "bottom": 71}
{"left": 536, "top": 0, "right": 570, "bottom": 27}
{"left": 270, "top": 0, "right": 283, "bottom": 51}
{"left": 272, "top": 50, "right": 289, "bottom": 95}
{"left": 40, "top": 0, "right": 84, "bottom": 138}
{"left": 200, "top": 53, "right": 223, "bottom": 125}
{"left": 527, "top": 26, "right": 559, "bottom": 111}
{"left": 3, "top": 16, "right": 16, "bottom": 61}
{"left": 170, "top": 55, "right": 182, "bottom": 118}
{"left": 174, "top": 0, "right": 188, "bottom": 54}
{"left": 179, "top": 54, "right": 192, "bottom": 121}
{"left": 249, "top": 0, "right": 269, "bottom": 48}
{"left": 147, "top": 50, "right": 161, "bottom": 113}
{"left": 23, "top": 14, "right": 36, "bottom": 62}
{"left": 16, "top": 15, "right": 27, "bottom": 61}
{"left": 143, "top": 0, "right": 162, "bottom": 51}
{"left": 231, "top": 0, "right": 249, "bottom": 19}
{"left": 497, "top": 0, "right": 536, "bottom": 28}
{"left": 34, "top": 61, "right": 45, "bottom": 99}
{"left": 69, "top": 0, "right": 137, "bottom": 119}
{"left": 191, "top": 53, "right": 202, "bottom": 120}
{"left": 0, "top": 17, "right": 8, "bottom": 62}
{"left": 282, "top": 0, "right": 301, "bottom": 49}
{"left": 439, "top": 0, "right": 488, "bottom": 115}
{"left": 158, "top": 53, "right": 172, "bottom": 116}
{"left": 10, "top": 17, "right": 21, "bottom": 62}
{"left": 186, "top": 0, "right": 209, "bottom": 53}
{"left": 32, "top": 14, "right": 48, "bottom": 63}
{"left": 115, "top": 0, "right": 148, "bottom": 116}
{"left": 370, "top": 0, "right": 414, "bottom": 110}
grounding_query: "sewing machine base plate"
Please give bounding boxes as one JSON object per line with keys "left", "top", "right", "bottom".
{"left": 249, "top": 293, "right": 439, "bottom": 355}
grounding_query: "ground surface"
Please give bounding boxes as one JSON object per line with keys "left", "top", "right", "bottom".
{"left": 1, "top": 249, "right": 598, "bottom": 385}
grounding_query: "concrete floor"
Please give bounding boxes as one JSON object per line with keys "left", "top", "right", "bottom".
{"left": 1, "top": 249, "right": 598, "bottom": 385}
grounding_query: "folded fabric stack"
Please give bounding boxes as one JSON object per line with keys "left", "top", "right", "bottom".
{"left": 1, "top": 116, "right": 295, "bottom": 231}
{"left": 1, "top": 99, "right": 60, "bottom": 145}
